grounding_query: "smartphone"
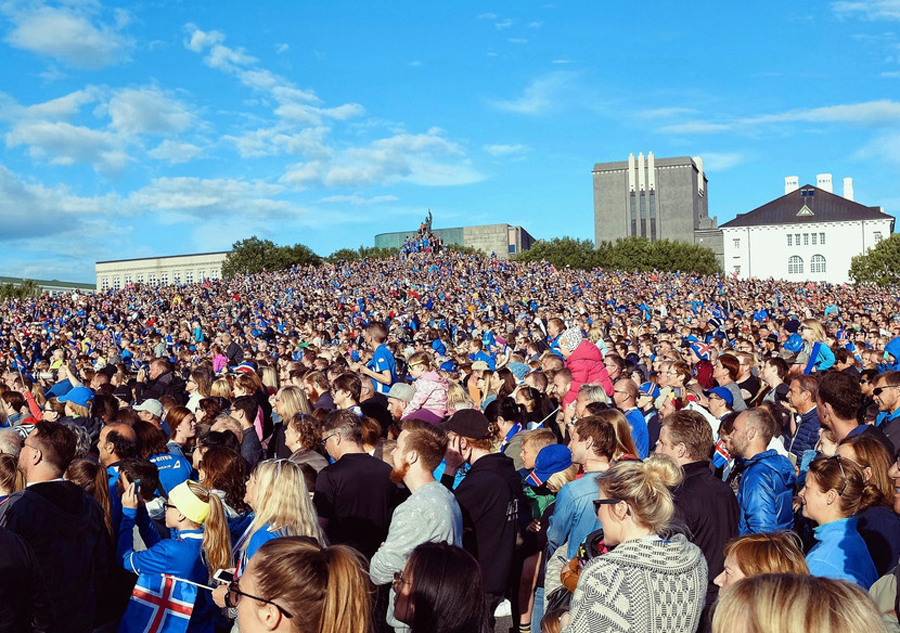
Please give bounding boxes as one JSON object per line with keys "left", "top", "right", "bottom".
{"left": 132, "top": 478, "right": 141, "bottom": 490}
{"left": 213, "top": 569, "right": 235, "bottom": 585}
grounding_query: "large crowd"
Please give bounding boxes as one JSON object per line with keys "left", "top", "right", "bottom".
{"left": 1, "top": 245, "right": 900, "bottom": 633}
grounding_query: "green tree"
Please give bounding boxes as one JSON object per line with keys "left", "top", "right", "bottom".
{"left": 326, "top": 245, "right": 396, "bottom": 263}
{"left": 0, "top": 279, "right": 41, "bottom": 300}
{"left": 512, "top": 237, "right": 597, "bottom": 268}
{"left": 221, "top": 237, "right": 321, "bottom": 278}
{"left": 443, "top": 243, "right": 483, "bottom": 256}
{"left": 850, "top": 234, "right": 900, "bottom": 286}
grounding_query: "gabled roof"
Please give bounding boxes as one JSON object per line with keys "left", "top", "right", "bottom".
{"left": 720, "top": 185, "right": 893, "bottom": 228}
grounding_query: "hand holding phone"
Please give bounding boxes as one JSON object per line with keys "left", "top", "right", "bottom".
{"left": 213, "top": 568, "right": 235, "bottom": 585}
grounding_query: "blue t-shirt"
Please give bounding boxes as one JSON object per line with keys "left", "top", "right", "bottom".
{"left": 624, "top": 408, "right": 650, "bottom": 459}
{"left": 367, "top": 344, "right": 396, "bottom": 395}
{"left": 149, "top": 452, "right": 193, "bottom": 495}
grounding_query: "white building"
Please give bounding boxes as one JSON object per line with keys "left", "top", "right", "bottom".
{"left": 721, "top": 176, "right": 894, "bottom": 284}
{"left": 95, "top": 251, "right": 228, "bottom": 291}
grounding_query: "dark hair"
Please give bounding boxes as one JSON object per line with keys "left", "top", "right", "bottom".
{"left": 198, "top": 430, "right": 242, "bottom": 455}
{"left": 573, "top": 414, "right": 617, "bottom": 460}
{"left": 400, "top": 419, "right": 449, "bottom": 472}
{"left": 404, "top": 541, "right": 490, "bottom": 633}
{"left": 322, "top": 409, "right": 363, "bottom": 444}
{"left": 765, "top": 356, "right": 789, "bottom": 381}
{"left": 790, "top": 374, "right": 819, "bottom": 401}
{"left": 133, "top": 420, "right": 168, "bottom": 458}
{"left": 199, "top": 446, "right": 250, "bottom": 514}
{"left": 817, "top": 371, "right": 862, "bottom": 421}
{"left": 230, "top": 396, "right": 258, "bottom": 424}
{"left": 485, "top": 397, "right": 521, "bottom": 425}
{"left": 118, "top": 457, "right": 161, "bottom": 500}
{"left": 198, "top": 397, "right": 225, "bottom": 422}
{"left": 1, "top": 390, "right": 25, "bottom": 412}
{"left": 495, "top": 368, "right": 517, "bottom": 399}
{"left": 91, "top": 393, "right": 120, "bottom": 424}
{"left": 32, "top": 420, "right": 76, "bottom": 473}
{"left": 333, "top": 373, "right": 362, "bottom": 403}
{"left": 360, "top": 416, "right": 382, "bottom": 447}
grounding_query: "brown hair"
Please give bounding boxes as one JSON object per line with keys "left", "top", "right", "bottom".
{"left": 288, "top": 413, "right": 323, "bottom": 453}
{"left": 723, "top": 532, "right": 809, "bottom": 577}
{"left": 717, "top": 354, "right": 740, "bottom": 381}
{"left": 65, "top": 458, "right": 113, "bottom": 536}
{"left": 407, "top": 351, "right": 434, "bottom": 372}
{"left": 573, "top": 413, "right": 618, "bottom": 460}
{"left": 662, "top": 410, "right": 713, "bottom": 462}
{"left": 167, "top": 406, "right": 194, "bottom": 440}
{"left": 837, "top": 434, "right": 894, "bottom": 510}
{"left": 521, "top": 428, "right": 556, "bottom": 451}
{"left": 199, "top": 446, "right": 250, "bottom": 515}
{"left": 400, "top": 419, "right": 448, "bottom": 472}
{"left": 806, "top": 455, "right": 876, "bottom": 517}
{"left": 250, "top": 536, "right": 372, "bottom": 633}
{"left": 0, "top": 453, "right": 24, "bottom": 495}
{"left": 31, "top": 420, "right": 76, "bottom": 474}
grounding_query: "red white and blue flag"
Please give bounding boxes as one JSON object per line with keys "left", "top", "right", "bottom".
{"left": 117, "top": 574, "right": 197, "bottom": 633}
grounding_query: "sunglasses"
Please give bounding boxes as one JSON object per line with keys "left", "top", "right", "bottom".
{"left": 593, "top": 498, "right": 624, "bottom": 514}
{"left": 873, "top": 385, "right": 900, "bottom": 397}
{"left": 226, "top": 580, "right": 293, "bottom": 619}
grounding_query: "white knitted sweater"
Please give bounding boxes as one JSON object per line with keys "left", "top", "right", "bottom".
{"left": 563, "top": 533, "right": 708, "bottom": 633}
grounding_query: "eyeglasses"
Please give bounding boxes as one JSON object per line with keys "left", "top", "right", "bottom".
{"left": 873, "top": 385, "right": 900, "bottom": 397}
{"left": 163, "top": 502, "right": 177, "bottom": 511}
{"left": 322, "top": 432, "right": 337, "bottom": 445}
{"left": 593, "top": 498, "right": 624, "bottom": 514}
{"left": 226, "top": 580, "right": 293, "bottom": 619}
{"left": 23, "top": 441, "right": 40, "bottom": 452}
{"left": 392, "top": 571, "right": 411, "bottom": 590}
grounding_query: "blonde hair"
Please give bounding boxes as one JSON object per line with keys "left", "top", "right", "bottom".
{"left": 723, "top": 532, "right": 809, "bottom": 577}
{"left": 260, "top": 365, "right": 279, "bottom": 392}
{"left": 598, "top": 454, "right": 682, "bottom": 533}
{"left": 250, "top": 536, "right": 372, "bottom": 633}
{"left": 712, "top": 574, "right": 887, "bottom": 633}
{"left": 605, "top": 408, "right": 639, "bottom": 461}
{"left": 243, "top": 459, "right": 325, "bottom": 558}
{"left": 211, "top": 378, "right": 232, "bottom": 399}
{"left": 279, "top": 386, "right": 311, "bottom": 419}
{"left": 801, "top": 319, "right": 827, "bottom": 343}
{"left": 546, "top": 464, "right": 579, "bottom": 493}
{"left": 182, "top": 480, "right": 232, "bottom": 577}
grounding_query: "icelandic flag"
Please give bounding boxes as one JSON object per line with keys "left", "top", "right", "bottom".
{"left": 118, "top": 574, "right": 197, "bottom": 633}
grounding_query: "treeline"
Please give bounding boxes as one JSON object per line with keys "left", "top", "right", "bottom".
{"left": 221, "top": 237, "right": 481, "bottom": 277}
{"left": 0, "top": 279, "right": 41, "bottom": 300}
{"left": 512, "top": 236, "right": 722, "bottom": 276}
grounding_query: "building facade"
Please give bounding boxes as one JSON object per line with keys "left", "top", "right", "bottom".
{"left": 374, "top": 223, "right": 536, "bottom": 258}
{"left": 0, "top": 276, "right": 95, "bottom": 295}
{"left": 721, "top": 178, "right": 894, "bottom": 284}
{"left": 95, "top": 251, "right": 228, "bottom": 291}
{"left": 593, "top": 152, "right": 723, "bottom": 263}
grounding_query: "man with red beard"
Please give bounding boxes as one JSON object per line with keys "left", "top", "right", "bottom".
{"left": 370, "top": 419, "right": 463, "bottom": 631}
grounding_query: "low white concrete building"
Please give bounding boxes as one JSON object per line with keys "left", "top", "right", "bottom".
{"left": 95, "top": 251, "right": 228, "bottom": 291}
{"left": 721, "top": 178, "right": 894, "bottom": 284}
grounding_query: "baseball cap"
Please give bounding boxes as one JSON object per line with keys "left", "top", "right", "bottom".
{"left": 387, "top": 383, "right": 415, "bottom": 403}
{"left": 442, "top": 409, "right": 490, "bottom": 439}
{"left": 707, "top": 386, "right": 734, "bottom": 407}
{"left": 638, "top": 382, "right": 660, "bottom": 400}
{"left": 133, "top": 399, "right": 163, "bottom": 418}
{"left": 58, "top": 386, "right": 95, "bottom": 407}
{"left": 526, "top": 444, "right": 573, "bottom": 487}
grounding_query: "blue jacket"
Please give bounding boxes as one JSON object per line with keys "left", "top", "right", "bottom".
{"left": 806, "top": 517, "right": 878, "bottom": 589}
{"left": 785, "top": 408, "right": 820, "bottom": 458}
{"left": 737, "top": 450, "right": 796, "bottom": 535}
{"left": 118, "top": 507, "right": 216, "bottom": 633}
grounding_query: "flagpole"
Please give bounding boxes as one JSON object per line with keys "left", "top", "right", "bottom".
{"left": 163, "top": 574, "right": 217, "bottom": 592}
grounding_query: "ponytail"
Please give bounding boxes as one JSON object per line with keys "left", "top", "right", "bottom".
{"left": 320, "top": 545, "right": 373, "bottom": 633}
{"left": 199, "top": 485, "right": 232, "bottom": 577}
{"left": 92, "top": 463, "right": 114, "bottom": 537}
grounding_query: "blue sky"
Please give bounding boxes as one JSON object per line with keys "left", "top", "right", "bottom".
{"left": 2, "top": 0, "right": 900, "bottom": 282}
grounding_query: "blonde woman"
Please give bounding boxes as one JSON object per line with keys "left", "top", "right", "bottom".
{"left": 712, "top": 574, "right": 887, "bottom": 633}
{"left": 799, "top": 319, "right": 835, "bottom": 372}
{"left": 269, "top": 386, "right": 313, "bottom": 458}
{"left": 563, "top": 455, "right": 707, "bottom": 633}
{"left": 714, "top": 532, "right": 809, "bottom": 589}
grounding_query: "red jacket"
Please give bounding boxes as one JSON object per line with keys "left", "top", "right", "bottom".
{"left": 563, "top": 340, "right": 614, "bottom": 407}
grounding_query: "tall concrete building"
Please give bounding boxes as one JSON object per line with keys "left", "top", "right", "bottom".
{"left": 592, "top": 152, "right": 722, "bottom": 263}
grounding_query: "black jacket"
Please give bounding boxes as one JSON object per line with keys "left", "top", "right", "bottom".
{"left": 671, "top": 461, "right": 740, "bottom": 608}
{"left": 134, "top": 370, "right": 187, "bottom": 406}
{"left": 0, "top": 481, "right": 114, "bottom": 633}
{"left": 0, "top": 525, "right": 52, "bottom": 633}
{"left": 443, "top": 452, "right": 523, "bottom": 595}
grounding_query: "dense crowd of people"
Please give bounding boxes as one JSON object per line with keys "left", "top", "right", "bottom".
{"left": 1, "top": 245, "right": 900, "bottom": 633}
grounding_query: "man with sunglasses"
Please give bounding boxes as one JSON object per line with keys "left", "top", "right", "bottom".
{"left": 817, "top": 371, "right": 895, "bottom": 456}
{"left": 872, "top": 370, "right": 900, "bottom": 454}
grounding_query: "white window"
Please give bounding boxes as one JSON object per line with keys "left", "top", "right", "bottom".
{"left": 820, "top": 233, "right": 825, "bottom": 244}
{"left": 136, "top": 273, "right": 144, "bottom": 284}
{"left": 124, "top": 275, "right": 132, "bottom": 285}
{"left": 788, "top": 256, "right": 804, "bottom": 275}
{"left": 803, "top": 233, "right": 809, "bottom": 245}
{"left": 185, "top": 271, "right": 194, "bottom": 284}
{"left": 810, "top": 254, "right": 826, "bottom": 274}
{"left": 149, "top": 273, "right": 157, "bottom": 285}
{"left": 875, "top": 232, "right": 883, "bottom": 243}
{"left": 733, "top": 239, "right": 740, "bottom": 249}
{"left": 113, "top": 276, "right": 121, "bottom": 290}
{"left": 211, "top": 269, "right": 220, "bottom": 280}
{"left": 199, "top": 270, "right": 206, "bottom": 282}
{"left": 101, "top": 278, "right": 109, "bottom": 291}
{"left": 795, "top": 233, "right": 800, "bottom": 244}
{"left": 787, "top": 234, "right": 793, "bottom": 246}
{"left": 811, "top": 233, "right": 817, "bottom": 245}
{"left": 174, "top": 272, "right": 182, "bottom": 285}
{"left": 160, "top": 273, "right": 169, "bottom": 285}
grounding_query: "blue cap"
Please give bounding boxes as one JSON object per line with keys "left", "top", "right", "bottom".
{"left": 784, "top": 333, "right": 804, "bottom": 353}
{"left": 638, "top": 382, "right": 660, "bottom": 399}
{"left": 58, "top": 386, "right": 95, "bottom": 407}
{"left": 525, "top": 444, "right": 572, "bottom": 487}
{"left": 708, "top": 386, "right": 734, "bottom": 407}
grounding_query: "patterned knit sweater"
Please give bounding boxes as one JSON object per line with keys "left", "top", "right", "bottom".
{"left": 563, "top": 533, "right": 708, "bottom": 633}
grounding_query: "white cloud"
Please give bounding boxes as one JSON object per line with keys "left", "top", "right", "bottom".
{"left": 6, "top": 120, "right": 130, "bottom": 172}
{"left": 699, "top": 152, "right": 747, "bottom": 172}
{"left": 128, "top": 177, "right": 289, "bottom": 219}
{"left": 224, "top": 125, "right": 333, "bottom": 158}
{"left": 477, "top": 12, "right": 498, "bottom": 20}
{"left": 105, "top": 87, "right": 195, "bottom": 135}
{"left": 282, "top": 129, "right": 483, "bottom": 188}
{"left": 489, "top": 72, "right": 574, "bottom": 115}
{"left": 184, "top": 24, "right": 225, "bottom": 52}
{"left": 529, "top": 21, "right": 543, "bottom": 29}
{"left": 495, "top": 18, "right": 514, "bottom": 29}
{"left": 276, "top": 43, "right": 289, "bottom": 54}
{"left": 3, "top": 2, "right": 133, "bottom": 69}
{"left": 25, "top": 87, "right": 101, "bottom": 120}
{"left": 508, "top": 37, "right": 528, "bottom": 44}
{"left": 661, "top": 100, "right": 900, "bottom": 134}
{"left": 832, "top": 0, "right": 900, "bottom": 20}
{"left": 319, "top": 194, "right": 399, "bottom": 205}
{"left": 483, "top": 143, "right": 528, "bottom": 156}
{"left": 148, "top": 140, "right": 202, "bottom": 164}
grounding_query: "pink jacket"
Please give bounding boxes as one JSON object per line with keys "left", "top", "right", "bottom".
{"left": 563, "top": 340, "right": 614, "bottom": 407}
{"left": 404, "top": 370, "right": 449, "bottom": 419}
